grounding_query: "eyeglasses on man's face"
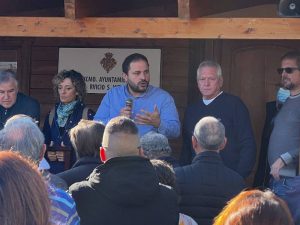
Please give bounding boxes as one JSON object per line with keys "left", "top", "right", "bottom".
{"left": 277, "top": 67, "right": 300, "bottom": 75}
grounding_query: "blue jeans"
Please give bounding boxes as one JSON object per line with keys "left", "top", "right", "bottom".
{"left": 271, "top": 176, "right": 300, "bottom": 224}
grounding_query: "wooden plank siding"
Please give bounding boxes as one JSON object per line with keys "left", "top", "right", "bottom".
{"left": 2, "top": 35, "right": 299, "bottom": 181}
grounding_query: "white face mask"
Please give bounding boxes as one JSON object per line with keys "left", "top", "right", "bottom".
{"left": 277, "top": 87, "right": 290, "bottom": 103}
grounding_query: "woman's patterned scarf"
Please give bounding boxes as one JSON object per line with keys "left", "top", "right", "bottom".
{"left": 57, "top": 100, "right": 78, "bottom": 127}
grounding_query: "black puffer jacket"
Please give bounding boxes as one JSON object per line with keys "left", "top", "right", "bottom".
{"left": 70, "top": 156, "right": 179, "bottom": 225}
{"left": 175, "top": 151, "right": 245, "bottom": 225}
{"left": 57, "top": 156, "right": 101, "bottom": 187}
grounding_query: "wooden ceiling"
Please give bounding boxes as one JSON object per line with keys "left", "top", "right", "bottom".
{"left": 1, "top": 0, "right": 300, "bottom": 40}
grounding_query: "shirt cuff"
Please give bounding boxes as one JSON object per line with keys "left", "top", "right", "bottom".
{"left": 280, "top": 153, "right": 293, "bottom": 165}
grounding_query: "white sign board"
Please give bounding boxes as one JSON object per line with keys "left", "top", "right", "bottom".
{"left": 0, "top": 62, "right": 17, "bottom": 71}
{"left": 58, "top": 48, "right": 161, "bottom": 93}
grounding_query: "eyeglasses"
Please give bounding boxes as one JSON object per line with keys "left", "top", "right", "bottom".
{"left": 277, "top": 67, "right": 300, "bottom": 74}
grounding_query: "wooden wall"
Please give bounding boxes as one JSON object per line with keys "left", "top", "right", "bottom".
{"left": 1, "top": 37, "right": 300, "bottom": 181}
{"left": 0, "top": 37, "right": 190, "bottom": 155}
{"left": 189, "top": 39, "right": 300, "bottom": 181}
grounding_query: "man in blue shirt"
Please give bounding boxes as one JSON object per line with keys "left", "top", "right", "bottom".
{"left": 94, "top": 53, "right": 180, "bottom": 138}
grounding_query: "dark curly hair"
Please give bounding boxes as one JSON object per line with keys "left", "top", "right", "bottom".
{"left": 52, "top": 70, "right": 86, "bottom": 102}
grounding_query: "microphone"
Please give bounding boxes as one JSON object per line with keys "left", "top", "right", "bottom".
{"left": 125, "top": 98, "right": 133, "bottom": 118}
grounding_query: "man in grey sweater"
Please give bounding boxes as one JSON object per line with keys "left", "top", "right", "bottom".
{"left": 268, "top": 50, "right": 300, "bottom": 225}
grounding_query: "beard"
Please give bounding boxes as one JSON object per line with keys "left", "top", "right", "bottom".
{"left": 281, "top": 77, "right": 294, "bottom": 90}
{"left": 127, "top": 80, "right": 149, "bottom": 94}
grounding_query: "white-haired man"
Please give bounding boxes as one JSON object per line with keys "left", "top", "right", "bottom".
{"left": 176, "top": 116, "right": 245, "bottom": 225}
{"left": 0, "top": 115, "right": 80, "bottom": 225}
{"left": 0, "top": 70, "right": 40, "bottom": 129}
{"left": 180, "top": 60, "right": 256, "bottom": 178}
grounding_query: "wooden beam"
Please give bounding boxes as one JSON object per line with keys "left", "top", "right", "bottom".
{"left": 178, "top": 0, "right": 276, "bottom": 18}
{"left": 1, "top": 17, "right": 300, "bottom": 40}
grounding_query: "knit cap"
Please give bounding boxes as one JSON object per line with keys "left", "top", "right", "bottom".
{"left": 140, "top": 132, "right": 171, "bottom": 159}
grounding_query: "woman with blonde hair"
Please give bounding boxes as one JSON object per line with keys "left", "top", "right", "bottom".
{"left": 213, "top": 189, "right": 294, "bottom": 225}
{"left": 0, "top": 151, "right": 51, "bottom": 225}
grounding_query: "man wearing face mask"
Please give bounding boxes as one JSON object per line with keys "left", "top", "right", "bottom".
{"left": 94, "top": 53, "right": 180, "bottom": 139}
{"left": 0, "top": 70, "right": 40, "bottom": 129}
{"left": 268, "top": 51, "right": 300, "bottom": 225}
{"left": 253, "top": 87, "right": 290, "bottom": 188}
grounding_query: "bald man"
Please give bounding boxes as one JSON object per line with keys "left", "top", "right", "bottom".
{"left": 69, "top": 116, "right": 179, "bottom": 225}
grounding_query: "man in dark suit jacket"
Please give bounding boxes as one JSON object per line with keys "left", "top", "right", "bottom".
{"left": 175, "top": 116, "right": 245, "bottom": 225}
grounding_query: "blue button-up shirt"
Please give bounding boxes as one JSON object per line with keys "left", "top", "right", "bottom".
{"left": 94, "top": 85, "right": 180, "bottom": 138}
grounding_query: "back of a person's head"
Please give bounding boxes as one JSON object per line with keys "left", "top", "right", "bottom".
{"left": 102, "top": 116, "right": 140, "bottom": 159}
{"left": 0, "top": 151, "right": 50, "bottom": 225}
{"left": 193, "top": 116, "right": 225, "bottom": 151}
{"left": 0, "top": 115, "right": 44, "bottom": 163}
{"left": 141, "top": 132, "right": 172, "bottom": 159}
{"left": 70, "top": 119, "right": 105, "bottom": 158}
{"left": 150, "top": 159, "right": 176, "bottom": 188}
{"left": 213, "top": 190, "right": 294, "bottom": 225}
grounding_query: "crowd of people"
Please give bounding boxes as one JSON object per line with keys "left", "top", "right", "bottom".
{"left": 0, "top": 51, "right": 299, "bottom": 225}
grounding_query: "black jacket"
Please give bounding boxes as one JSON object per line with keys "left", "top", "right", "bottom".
{"left": 0, "top": 92, "right": 40, "bottom": 129}
{"left": 57, "top": 156, "right": 101, "bottom": 187}
{"left": 69, "top": 156, "right": 179, "bottom": 225}
{"left": 43, "top": 101, "right": 94, "bottom": 173}
{"left": 175, "top": 151, "right": 245, "bottom": 225}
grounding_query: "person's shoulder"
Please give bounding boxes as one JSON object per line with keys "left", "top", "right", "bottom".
{"left": 222, "top": 165, "right": 245, "bottom": 185}
{"left": 48, "top": 185, "right": 73, "bottom": 200}
{"left": 18, "top": 92, "right": 39, "bottom": 105}
{"left": 107, "top": 84, "right": 125, "bottom": 94}
{"left": 48, "top": 185, "right": 77, "bottom": 210}
{"left": 219, "top": 92, "right": 247, "bottom": 108}
{"left": 45, "top": 172, "right": 68, "bottom": 191}
{"left": 220, "top": 92, "right": 240, "bottom": 101}
{"left": 149, "top": 85, "right": 172, "bottom": 97}
{"left": 48, "top": 185, "right": 80, "bottom": 224}
{"left": 184, "top": 100, "right": 203, "bottom": 117}
{"left": 158, "top": 183, "right": 178, "bottom": 199}
{"left": 174, "top": 164, "right": 192, "bottom": 179}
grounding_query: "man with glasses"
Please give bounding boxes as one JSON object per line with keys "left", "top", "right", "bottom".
{"left": 268, "top": 51, "right": 300, "bottom": 224}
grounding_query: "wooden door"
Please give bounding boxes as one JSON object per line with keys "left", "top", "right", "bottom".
{"left": 216, "top": 40, "right": 300, "bottom": 180}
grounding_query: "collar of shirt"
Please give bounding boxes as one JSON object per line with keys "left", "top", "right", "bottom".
{"left": 202, "top": 91, "right": 223, "bottom": 105}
